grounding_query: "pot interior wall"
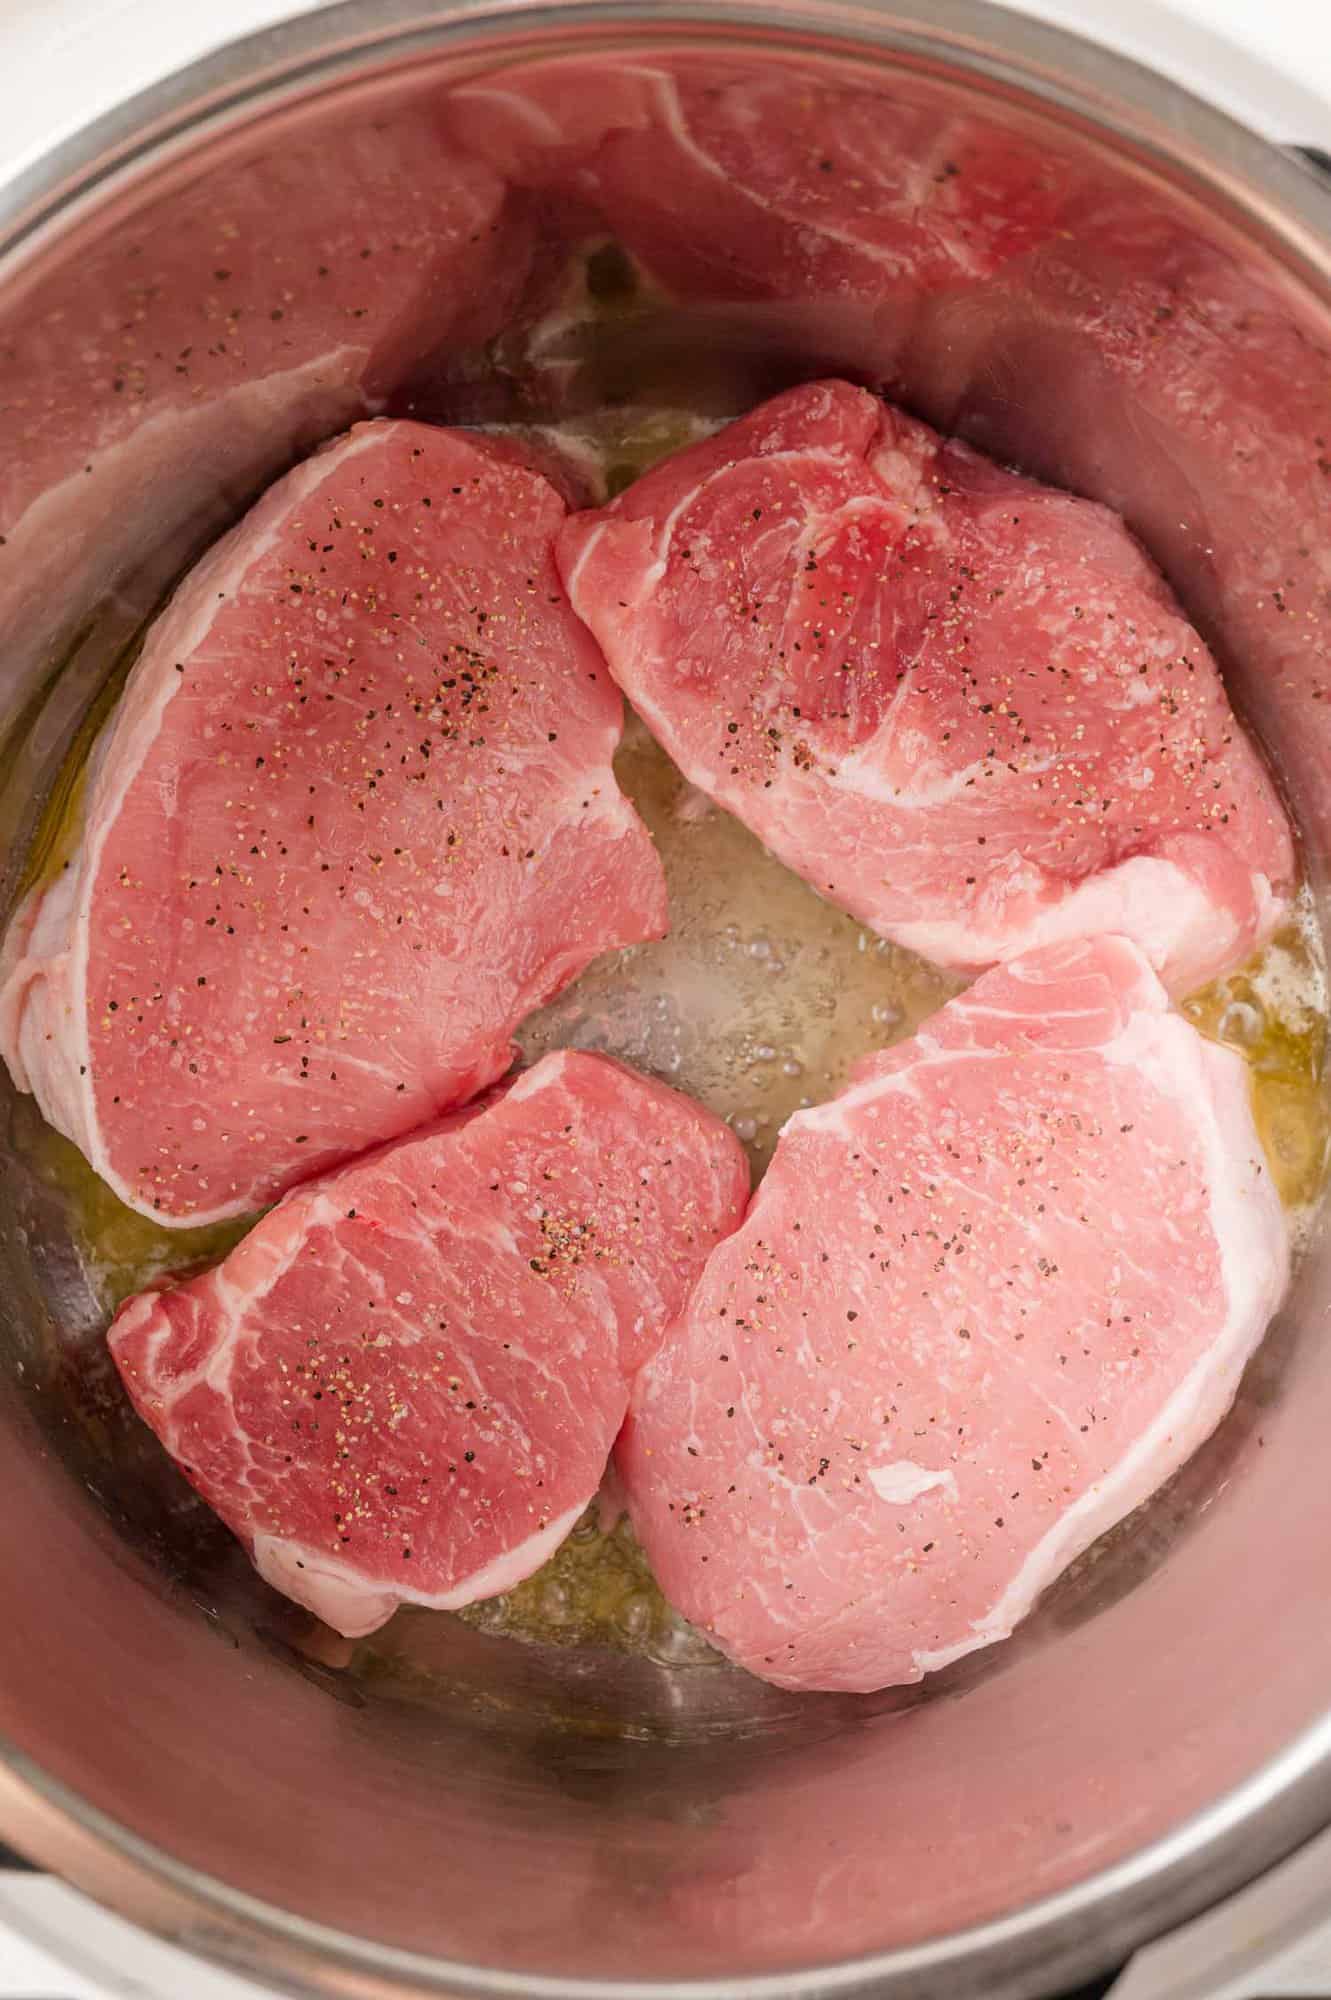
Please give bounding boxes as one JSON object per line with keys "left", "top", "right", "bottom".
{"left": 0, "top": 18, "right": 1329, "bottom": 1995}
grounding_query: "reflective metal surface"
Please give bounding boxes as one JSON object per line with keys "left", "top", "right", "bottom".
{"left": 0, "top": 4, "right": 1330, "bottom": 1997}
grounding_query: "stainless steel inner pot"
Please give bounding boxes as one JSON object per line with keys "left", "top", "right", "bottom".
{"left": 1, "top": 4, "right": 1330, "bottom": 1997}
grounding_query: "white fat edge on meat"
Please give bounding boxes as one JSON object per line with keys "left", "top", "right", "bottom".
{"left": 251, "top": 1496, "right": 589, "bottom": 1638}
{"left": 561, "top": 506, "right": 644, "bottom": 606}
{"left": 563, "top": 469, "right": 705, "bottom": 693}
{"left": 505, "top": 1047, "right": 579, "bottom": 1104}
{"left": 0, "top": 420, "right": 390, "bottom": 1230}
{"left": 911, "top": 995, "right": 1288, "bottom": 1680}
{"left": 884, "top": 852, "right": 1267, "bottom": 991}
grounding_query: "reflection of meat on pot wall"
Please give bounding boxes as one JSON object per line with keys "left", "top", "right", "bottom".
{"left": 0, "top": 109, "right": 533, "bottom": 692}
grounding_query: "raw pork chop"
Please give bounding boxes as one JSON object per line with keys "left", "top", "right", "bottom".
{"left": 620, "top": 934, "right": 1288, "bottom": 1693}
{"left": 109, "top": 1050, "right": 749, "bottom": 1637}
{"left": 0, "top": 421, "right": 666, "bottom": 1224}
{"left": 560, "top": 380, "right": 1293, "bottom": 994}
{"left": 452, "top": 50, "right": 1331, "bottom": 850}
{"left": 0, "top": 108, "right": 529, "bottom": 676}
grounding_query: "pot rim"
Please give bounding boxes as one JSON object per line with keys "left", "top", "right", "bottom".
{"left": 3, "top": 4, "right": 1331, "bottom": 1996}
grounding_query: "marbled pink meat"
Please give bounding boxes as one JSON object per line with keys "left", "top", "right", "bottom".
{"left": 620, "top": 935, "right": 1288, "bottom": 1693}
{"left": 0, "top": 421, "right": 666, "bottom": 1224}
{"left": 109, "top": 1050, "right": 749, "bottom": 1636}
{"left": 449, "top": 50, "right": 1331, "bottom": 856}
{"left": 560, "top": 380, "right": 1293, "bottom": 993}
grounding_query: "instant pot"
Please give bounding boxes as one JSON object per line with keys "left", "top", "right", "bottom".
{"left": 0, "top": 3, "right": 1330, "bottom": 1997}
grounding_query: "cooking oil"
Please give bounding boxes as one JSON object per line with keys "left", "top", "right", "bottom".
{"left": 17, "top": 1110, "right": 253, "bottom": 1314}
{"left": 1182, "top": 885, "right": 1330, "bottom": 1239}
{"left": 453, "top": 1493, "right": 716, "bottom": 1665}
{"left": 537, "top": 404, "right": 720, "bottom": 503}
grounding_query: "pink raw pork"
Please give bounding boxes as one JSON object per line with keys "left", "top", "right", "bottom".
{"left": 109, "top": 1050, "right": 749, "bottom": 1637}
{"left": 0, "top": 420, "right": 666, "bottom": 1223}
{"left": 560, "top": 380, "right": 1293, "bottom": 994}
{"left": 619, "top": 935, "right": 1288, "bottom": 1693}
{"left": 449, "top": 51, "right": 1331, "bottom": 865}
{"left": 0, "top": 109, "right": 530, "bottom": 673}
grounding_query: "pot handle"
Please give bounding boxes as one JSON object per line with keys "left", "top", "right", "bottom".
{"left": 1291, "top": 145, "right": 1331, "bottom": 180}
